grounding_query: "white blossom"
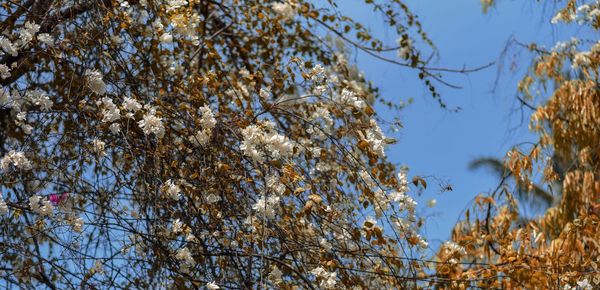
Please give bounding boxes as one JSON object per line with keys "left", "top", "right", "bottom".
{"left": 551, "top": 2, "right": 600, "bottom": 25}
{"left": 0, "top": 64, "right": 10, "bottom": 79}
{"left": 85, "top": 69, "right": 107, "bottom": 95}
{"left": 122, "top": 97, "right": 142, "bottom": 112}
{"left": 319, "top": 237, "right": 333, "bottom": 251}
{"left": 199, "top": 106, "right": 216, "bottom": 129}
{"left": 110, "top": 34, "right": 124, "bottom": 45}
{"left": 15, "top": 111, "right": 30, "bottom": 133}
{"left": 16, "top": 112, "right": 26, "bottom": 122}
{"left": 190, "top": 130, "right": 211, "bottom": 146}
{"left": 160, "top": 32, "right": 173, "bottom": 44}
{"left": 138, "top": 110, "right": 165, "bottom": 138}
{"left": 166, "top": 0, "right": 187, "bottom": 11}
{"left": 206, "top": 281, "right": 220, "bottom": 290}
{"left": 18, "top": 21, "right": 40, "bottom": 46}
{"left": 252, "top": 194, "right": 280, "bottom": 219}
{"left": 172, "top": 218, "right": 184, "bottom": 234}
{"left": 312, "top": 85, "right": 328, "bottom": 96}
{"left": 190, "top": 105, "right": 216, "bottom": 146}
{"left": 576, "top": 279, "right": 593, "bottom": 290}
{"left": 0, "top": 87, "right": 10, "bottom": 105}
{"left": 552, "top": 37, "right": 580, "bottom": 53}
{"left": 365, "top": 119, "right": 387, "bottom": 157}
{"left": 0, "top": 194, "right": 8, "bottom": 215}
{"left": 162, "top": 179, "right": 181, "bottom": 200}
{"left": 551, "top": 12, "right": 568, "bottom": 24}
{"left": 337, "top": 88, "right": 366, "bottom": 110}
{"left": 91, "top": 260, "right": 105, "bottom": 274}
{"left": 265, "top": 133, "right": 294, "bottom": 159}
{"left": 109, "top": 123, "right": 121, "bottom": 134}
{"left": 266, "top": 175, "right": 286, "bottom": 195}
{"left": 397, "top": 37, "right": 413, "bottom": 60}
{"left": 205, "top": 193, "right": 221, "bottom": 204}
{"left": 240, "top": 125, "right": 266, "bottom": 162}
{"left": 575, "top": 3, "right": 600, "bottom": 24}
{"left": 311, "top": 64, "right": 326, "bottom": 82}
{"left": 442, "top": 241, "right": 467, "bottom": 257}
{"left": 418, "top": 236, "right": 429, "bottom": 249}
{"left": 310, "top": 267, "right": 337, "bottom": 289}
{"left": 259, "top": 87, "right": 270, "bottom": 99}
{"left": 572, "top": 51, "right": 591, "bottom": 69}
{"left": 29, "top": 90, "right": 53, "bottom": 111}
{"left": 92, "top": 138, "right": 107, "bottom": 157}
{"left": 311, "top": 107, "right": 334, "bottom": 132}
{"left": 72, "top": 217, "right": 84, "bottom": 232}
{"left": 37, "top": 33, "right": 55, "bottom": 46}
{"left": 98, "top": 97, "right": 120, "bottom": 122}
{"left": 29, "top": 195, "right": 54, "bottom": 217}
{"left": 272, "top": 1, "right": 296, "bottom": 22}
{"left": 0, "top": 36, "right": 18, "bottom": 56}
{"left": 175, "top": 247, "right": 195, "bottom": 267}
{"left": 360, "top": 169, "right": 392, "bottom": 214}
{"left": 397, "top": 169, "right": 409, "bottom": 195}
{"left": 0, "top": 150, "right": 32, "bottom": 171}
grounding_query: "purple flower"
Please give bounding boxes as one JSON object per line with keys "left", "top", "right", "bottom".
{"left": 49, "top": 192, "right": 69, "bottom": 205}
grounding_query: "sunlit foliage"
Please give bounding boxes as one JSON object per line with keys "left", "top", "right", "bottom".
{"left": 441, "top": 1, "right": 600, "bottom": 289}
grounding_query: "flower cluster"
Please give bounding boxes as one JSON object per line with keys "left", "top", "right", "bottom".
{"left": 97, "top": 97, "right": 120, "bottom": 123}
{"left": 175, "top": 247, "right": 195, "bottom": 271}
{"left": 91, "top": 138, "right": 107, "bottom": 157}
{"left": 252, "top": 194, "right": 280, "bottom": 219}
{"left": 563, "top": 279, "right": 593, "bottom": 290}
{"left": 85, "top": 70, "right": 107, "bottom": 95}
{"left": 0, "top": 21, "right": 40, "bottom": 59}
{"left": 551, "top": 1, "right": 600, "bottom": 25}
{"left": 440, "top": 241, "right": 467, "bottom": 265}
{"left": 162, "top": 179, "right": 181, "bottom": 200}
{"left": 0, "top": 36, "right": 18, "bottom": 57}
{"left": 71, "top": 217, "right": 84, "bottom": 233}
{"left": 272, "top": 1, "right": 297, "bottom": 22}
{"left": 0, "top": 193, "right": 8, "bottom": 215}
{"left": 26, "top": 89, "right": 53, "bottom": 111}
{"left": 365, "top": 119, "right": 387, "bottom": 157}
{"left": 166, "top": 0, "right": 188, "bottom": 12}
{"left": 310, "top": 267, "right": 337, "bottom": 289}
{"left": 190, "top": 105, "right": 216, "bottom": 146}
{"left": 17, "top": 21, "right": 40, "bottom": 47}
{"left": 0, "top": 150, "right": 32, "bottom": 171}
{"left": 570, "top": 41, "right": 600, "bottom": 70}
{"left": 0, "top": 64, "right": 10, "bottom": 79}
{"left": 206, "top": 281, "right": 220, "bottom": 290}
{"left": 122, "top": 97, "right": 142, "bottom": 117}
{"left": 397, "top": 36, "right": 413, "bottom": 60}
{"left": 336, "top": 88, "right": 366, "bottom": 111}
{"left": 15, "top": 112, "right": 32, "bottom": 134}
{"left": 29, "top": 195, "right": 54, "bottom": 217}
{"left": 138, "top": 108, "right": 165, "bottom": 138}
{"left": 171, "top": 218, "right": 184, "bottom": 234}
{"left": 240, "top": 123, "right": 294, "bottom": 163}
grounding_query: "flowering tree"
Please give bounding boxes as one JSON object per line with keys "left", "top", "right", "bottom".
{"left": 438, "top": 1, "right": 600, "bottom": 289}
{"left": 0, "top": 0, "right": 476, "bottom": 288}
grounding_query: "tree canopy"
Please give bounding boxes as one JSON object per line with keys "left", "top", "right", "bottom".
{"left": 442, "top": 1, "right": 600, "bottom": 289}
{"left": 0, "top": 0, "right": 448, "bottom": 288}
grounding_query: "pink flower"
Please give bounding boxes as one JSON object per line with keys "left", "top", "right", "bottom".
{"left": 49, "top": 192, "right": 69, "bottom": 205}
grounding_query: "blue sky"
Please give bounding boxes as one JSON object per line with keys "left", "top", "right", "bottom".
{"left": 340, "top": 0, "right": 584, "bottom": 246}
